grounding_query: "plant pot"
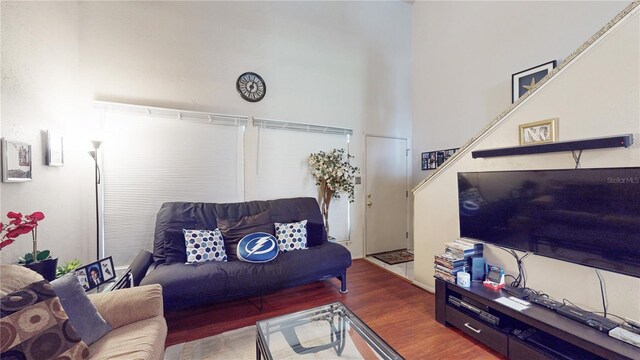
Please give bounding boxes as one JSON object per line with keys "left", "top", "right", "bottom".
{"left": 25, "top": 257, "right": 58, "bottom": 281}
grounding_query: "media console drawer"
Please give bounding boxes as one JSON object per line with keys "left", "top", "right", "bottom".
{"left": 446, "top": 305, "right": 508, "bottom": 356}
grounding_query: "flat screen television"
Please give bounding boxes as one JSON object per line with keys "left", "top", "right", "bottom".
{"left": 458, "top": 167, "right": 640, "bottom": 278}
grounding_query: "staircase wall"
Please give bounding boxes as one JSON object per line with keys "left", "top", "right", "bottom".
{"left": 413, "top": 5, "right": 640, "bottom": 319}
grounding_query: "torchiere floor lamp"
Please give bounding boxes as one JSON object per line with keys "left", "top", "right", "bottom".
{"left": 88, "top": 140, "right": 102, "bottom": 261}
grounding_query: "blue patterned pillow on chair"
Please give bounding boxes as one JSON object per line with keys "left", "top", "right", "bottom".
{"left": 183, "top": 229, "right": 227, "bottom": 263}
{"left": 275, "top": 220, "right": 308, "bottom": 252}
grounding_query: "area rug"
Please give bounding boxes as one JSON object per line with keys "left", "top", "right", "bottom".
{"left": 164, "top": 323, "right": 370, "bottom": 359}
{"left": 165, "top": 326, "right": 256, "bottom": 360}
{"left": 372, "top": 249, "right": 414, "bottom": 265}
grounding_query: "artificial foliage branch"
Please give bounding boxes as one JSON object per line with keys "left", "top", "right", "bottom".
{"left": 308, "top": 148, "right": 359, "bottom": 234}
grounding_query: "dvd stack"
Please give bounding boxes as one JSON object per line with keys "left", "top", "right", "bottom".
{"left": 434, "top": 239, "right": 483, "bottom": 284}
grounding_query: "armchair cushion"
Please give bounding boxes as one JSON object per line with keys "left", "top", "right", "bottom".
{"left": 0, "top": 279, "right": 90, "bottom": 359}
{"left": 51, "top": 274, "right": 111, "bottom": 345}
{"left": 88, "top": 284, "right": 163, "bottom": 330}
{"left": 0, "top": 264, "right": 44, "bottom": 296}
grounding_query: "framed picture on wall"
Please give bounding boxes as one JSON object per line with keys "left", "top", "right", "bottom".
{"left": 1, "top": 138, "right": 32, "bottom": 182}
{"left": 512, "top": 60, "right": 557, "bottom": 103}
{"left": 47, "top": 131, "right": 64, "bottom": 167}
{"left": 421, "top": 152, "right": 428, "bottom": 170}
{"left": 426, "top": 151, "right": 437, "bottom": 170}
{"left": 519, "top": 118, "right": 558, "bottom": 146}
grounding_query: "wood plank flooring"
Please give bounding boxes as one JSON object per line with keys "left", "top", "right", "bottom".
{"left": 165, "top": 259, "right": 505, "bottom": 359}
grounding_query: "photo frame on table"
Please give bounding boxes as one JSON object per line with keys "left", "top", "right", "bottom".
{"left": 75, "top": 256, "right": 116, "bottom": 291}
{"left": 519, "top": 118, "right": 558, "bottom": 146}
{"left": 46, "top": 131, "right": 64, "bottom": 167}
{"left": 1, "top": 138, "right": 32, "bottom": 182}
{"left": 512, "top": 60, "right": 557, "bottom": 103}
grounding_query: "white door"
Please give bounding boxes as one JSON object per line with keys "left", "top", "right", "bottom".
{"left": 365, "top": 136, "right": 408, "bottom": 255}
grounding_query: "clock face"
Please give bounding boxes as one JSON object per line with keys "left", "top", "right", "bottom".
{"left": 236, "top": 72, "right": 266, "bottom": 102}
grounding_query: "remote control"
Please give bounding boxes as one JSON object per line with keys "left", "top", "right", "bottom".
{"left": 625, "top": 317, "right": 640, "bottom": 329}
{"left": 622, "top": 322, "right": 640, "bottom": 335}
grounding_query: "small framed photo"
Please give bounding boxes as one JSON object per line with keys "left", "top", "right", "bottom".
{"left": 75, "top": 270, "right": 90, "bottom": 291}
{"left": 426, "top": 151, "right": 437, "bottom": 170}
{"left": 436, "top": 151, "right": 445, "bottom": 167}
{"left": 444, "top": 148, "right": 459, "bottom": 161}
{"left": 1, "top": 138, "right": 32, "bottom": 182}
{"left": 421, "top": 152, "right": 428, "bottom": 170}
{"left": 519, "top": 118, "right": 558, "bottom": 146}
{"left": 512, "top": 60, "right": 556, "bottom": 103}
{"left": 47, "top": 131, "right": 64, "bottom": 167}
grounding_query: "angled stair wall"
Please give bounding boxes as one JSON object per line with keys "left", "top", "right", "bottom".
{"left": 412, "top": 2, "right": 640, "bottom": 320}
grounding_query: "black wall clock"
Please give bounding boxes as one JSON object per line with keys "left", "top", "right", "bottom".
{"left": 236, "top": 72, "right": 266, "bottom": 102}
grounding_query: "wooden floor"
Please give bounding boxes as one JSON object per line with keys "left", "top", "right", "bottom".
{"left": 165, "top": 259, "right": 505, "bottom": 359}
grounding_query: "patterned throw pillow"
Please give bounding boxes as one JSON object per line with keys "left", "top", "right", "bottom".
{"left": 0, "top": 280, "right": 91, "bottom": 360}
{"left": 275, "top": 220, "right": 308, "bottom": 252}
{"left": 183, "top": 229, "right": 228, "bottom": 264}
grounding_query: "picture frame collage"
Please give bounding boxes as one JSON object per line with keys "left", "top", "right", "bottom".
{"left": 421, "top": 148, "right": 459, "bottom": 170}
{"left": 74, "top": 256, "right": 116, "bottom": 291}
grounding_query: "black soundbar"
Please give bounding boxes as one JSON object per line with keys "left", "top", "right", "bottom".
{"left": 556, "top": 305, "right": 619, "bottom": 333}
{"left": 472, "top": 134, "right": 633, "bottom": 158}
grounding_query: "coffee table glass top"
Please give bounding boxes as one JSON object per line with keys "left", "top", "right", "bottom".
{"left": 256, "top": 302, "right": 403, "bottom": 359}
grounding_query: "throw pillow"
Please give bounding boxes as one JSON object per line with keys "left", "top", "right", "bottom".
{"left": 275, "top": 220, "right": 308, "bottom": 252}
{"left": 183, "top": 229, "right": 228, "bottom": 263}
{"left": 217, "top": 210, "right": 274, "bottom": 260}
{"left": 51, "top": 274, "right": 111, "bottom": 345}
{"left": 236, "top": 232, "right": 279, "bottom": 263}
{"left": 0, "top": 279, "right": 91, "bottom": 360}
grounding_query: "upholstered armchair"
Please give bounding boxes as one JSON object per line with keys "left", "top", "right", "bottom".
{"left": 0, "top": 264, "right": 167, "bottom": 360}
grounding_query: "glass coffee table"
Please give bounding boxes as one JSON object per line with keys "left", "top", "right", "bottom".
{"left": 256, "top": 302, "right": 403, "bottom": 359}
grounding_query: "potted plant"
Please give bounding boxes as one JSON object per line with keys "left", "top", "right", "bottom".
{"left": 0, "top": 211, "right": 57, "bottom": 280}
{"left": 308, "top": 148, "right": 359, "bottom": 237}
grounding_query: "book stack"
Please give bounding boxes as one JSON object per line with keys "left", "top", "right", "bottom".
{"left": 434, "top": 239, "right": 483, "bottom": 284}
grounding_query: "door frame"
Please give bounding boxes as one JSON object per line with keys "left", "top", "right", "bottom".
{"left": 363, "top": 134, "right": 410, "bottom": 257}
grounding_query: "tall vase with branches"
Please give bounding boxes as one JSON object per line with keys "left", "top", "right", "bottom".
{"left": 308, "top": 148, "right": 359, "bottom": 237}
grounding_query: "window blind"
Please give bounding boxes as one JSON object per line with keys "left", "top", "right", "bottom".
{"left": 252, "top": 127, "right": 351, "bottom": 242}
{"left": 101, "top": 110, "right": 245, "bottom": 267}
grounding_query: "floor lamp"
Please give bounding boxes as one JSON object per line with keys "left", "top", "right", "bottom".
{"left": 89, "top": 140, "right": 102, "bottom": 261}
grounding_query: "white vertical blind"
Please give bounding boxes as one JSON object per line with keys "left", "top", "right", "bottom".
{"left": 101, "top": 109, "right": 245, "bottom": 267}
{"left": 253, "top": 126, "right": 351, "bottom": 241}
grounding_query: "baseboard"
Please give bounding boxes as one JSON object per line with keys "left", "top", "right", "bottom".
{"left": 412, "top": 279, "right": 435, "bottom": 294}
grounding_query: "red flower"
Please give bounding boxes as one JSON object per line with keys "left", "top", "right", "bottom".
{"left": 8, "top": 212, "right": 23, "bottom": 225}
{"left": 0, "top": 239, "right": 15, "bottom": 249}
{"left": 0, "top": 211, "right": 45, "bottom": 252}
{"left": 5, "top": 224, "right": 35, "bottom": 238}
{"left": 26, "top": 212, "right": 45, "bottom": 222}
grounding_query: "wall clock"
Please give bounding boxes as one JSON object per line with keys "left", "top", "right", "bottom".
{"left": 236, "top": 72, "right": 266, "bottom": 102}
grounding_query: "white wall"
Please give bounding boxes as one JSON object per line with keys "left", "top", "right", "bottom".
{"left": 1, "top": 1, "right": 411, "bottom": 264}
{"left": 411, "top": 1, "right": 629, "bottom": 187}
{"left": 413, "top": 4, "right": 640, "bottom": 320}
{"left": 0, "top": 1, "right": 96, "bottom": 264}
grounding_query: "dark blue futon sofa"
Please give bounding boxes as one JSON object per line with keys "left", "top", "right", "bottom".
{"left": 140, "top": 197, "right": 352, "bottom": 311}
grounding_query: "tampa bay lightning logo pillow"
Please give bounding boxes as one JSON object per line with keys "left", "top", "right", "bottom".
{"left": 237, "top": 232, "right": 279, "bottom": 263}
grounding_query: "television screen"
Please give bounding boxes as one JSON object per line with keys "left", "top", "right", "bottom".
{"left": 458, "top": 167, "right": 640, "bottom": 278}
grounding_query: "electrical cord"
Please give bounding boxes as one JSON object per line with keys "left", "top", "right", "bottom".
{"left": 572, "top": 149, "right": 583, "bottom": 169}
{"left": 495, "top": 246, "right": 529, "bottom": 288}
{"left": 595, "top": 269, "right": 608, "bottom": 317}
